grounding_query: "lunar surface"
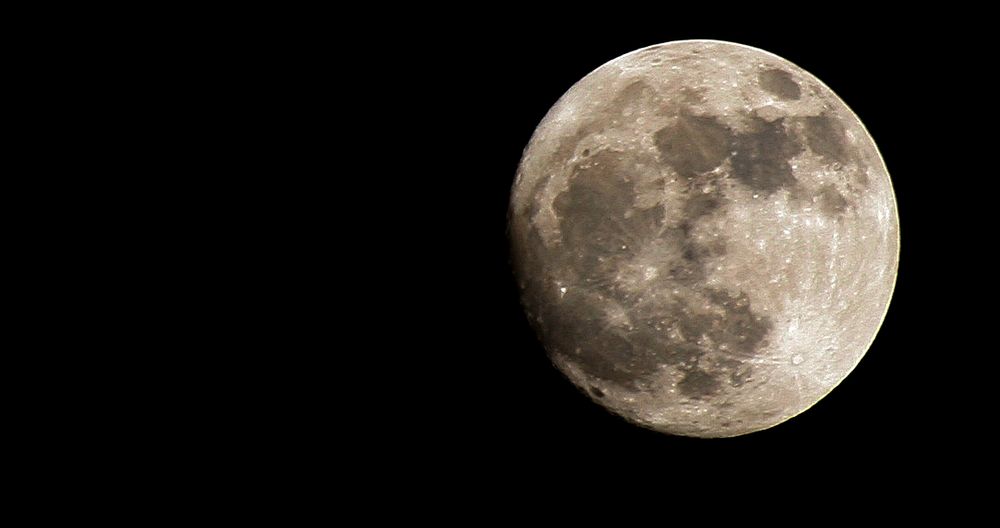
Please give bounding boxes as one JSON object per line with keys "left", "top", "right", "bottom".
{"left": 509, "top": 40, "right": 898, "bottom": 437}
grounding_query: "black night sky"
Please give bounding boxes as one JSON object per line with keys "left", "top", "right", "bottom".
{"left": 395, "top": 12, "right": 993, "bottom": 493}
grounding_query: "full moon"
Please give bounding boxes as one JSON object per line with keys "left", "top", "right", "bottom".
{"left": 508, "top": 40, "right": 899, "bottom": 437}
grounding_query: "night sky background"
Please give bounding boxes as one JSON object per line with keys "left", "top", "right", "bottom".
{"left": 395, "top": 12, "right": 993, "bottom": 494}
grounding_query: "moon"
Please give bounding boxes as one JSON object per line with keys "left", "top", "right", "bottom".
{"left": 508, "top": 40, "right": 899, "bottom": 437}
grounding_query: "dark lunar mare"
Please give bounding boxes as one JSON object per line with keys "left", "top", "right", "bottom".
{"left": 729, "top": 116, "right": 802, "bottom": 195}
{"left": 758, "top": 68, "right": 801, "bottom": 100}
{"left": 514, "top": 94, "right": 856, "bottom": 400}
{"left": 517, "top": 129, "right": 776, "bottom": 396}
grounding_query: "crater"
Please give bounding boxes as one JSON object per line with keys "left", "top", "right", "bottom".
{"left": 758, "top": 68, "right": 801, "bottom": 100}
